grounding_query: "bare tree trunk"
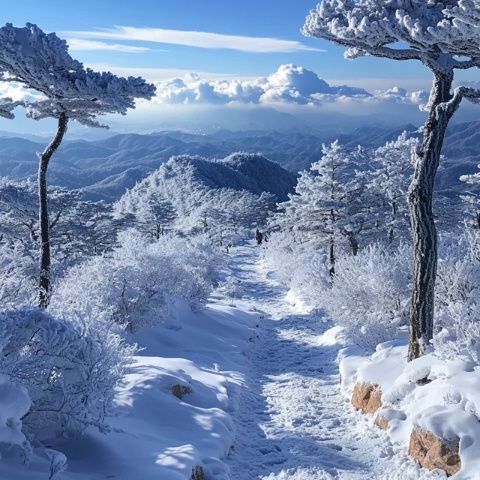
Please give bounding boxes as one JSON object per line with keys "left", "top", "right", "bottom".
{"left": 347, "top": 232, "right": 358, "bottom": 256}
{"left": 38, "top": 113, "right": 68, "bottom": 309}
{"left": 407, "top": 71, "right": 453, "bottom": 360}
{"left": 328, "top": 208, "right": 336, "bottom": 276}
{"left": 388, "top": 201, "right": 397, "bottom": 243}
{"left": 328, "top": 239, "right": 335, "bottom": 277}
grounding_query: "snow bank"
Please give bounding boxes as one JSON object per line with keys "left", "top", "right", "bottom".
{"left": 0, "top": 375, "right": 30, "bottom": 453}
{"left": 339, "top": 331, "right": 480, "bottom": 479}
{"left": 1, "top": 280, "right": 258, "bottom": 479}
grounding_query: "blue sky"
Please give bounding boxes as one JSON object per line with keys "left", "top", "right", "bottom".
{"left": 0, "top": 1, "right": 478, "bottom": 134}
{"left": 4, "top": 0, "right": 432, "bottom": 86}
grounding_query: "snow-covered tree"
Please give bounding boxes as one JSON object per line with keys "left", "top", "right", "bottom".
{"left": 369, "top": 132, "right": 419, "bottom": 243}
{"left": 114, "top": 154, "right": 276, "bottom": 245}
{"left": 0, "top": 23, "right": 156, "bottom": 308}
{"left": 303, "top": 1, "right": 480, "bottom": 360}
{"left": 274, "top": 141, "right": 372, "bottom": 275}
{"left": 460, "top": 165, "right": 480, "bottom": 229}
{"left": 0, "top": 179, "right": 120, "bottom": 306}
{"left": 320, "top": 242, "right": 412, "bottom": 350}
{"left": 51, "top": 230, "right": 223, "bottom": 332}
{"left": 0, "top": 308, "right": 134, "bottom": 440}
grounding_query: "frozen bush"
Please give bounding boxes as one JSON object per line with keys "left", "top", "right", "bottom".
{"left": 434, "top": 230, "right": 480, "bottom": 362}
{"left": 51, "top": 230, "right": 223, "bottom": 332}
{"left": 262, "top": 231, "right": 330, "bottom": 309}
{"left": 0, "top": 309, "right": 133, "bottom": 441}
{"left": 320, "top": 243, "right": 412, "bottom": 350}
{"left": 0, "top": 240, "right": 36, "bottom": 308}
{"left": 219, "top": 276, "right": 244, "bottom": 305}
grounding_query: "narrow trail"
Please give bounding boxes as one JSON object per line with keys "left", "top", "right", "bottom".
{"left": 225, "top": 243, "right": 441, "bottom": 480}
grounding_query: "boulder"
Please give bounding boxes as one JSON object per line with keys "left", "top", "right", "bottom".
{"left": 351, "top": 382, "right": 382, "bottom": 414}
{"left": 171, "top": 384, "right": 193, "bottom": 399}
{"left": 374, "top": 414, "right": 390, "bottom": 430}
{"left": 408, "top": 426, "right": 461, "bottom": 477}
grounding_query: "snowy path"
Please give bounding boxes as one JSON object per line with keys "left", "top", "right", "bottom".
{"left": 225, "top": 243, "right": 441, "bottom": 480}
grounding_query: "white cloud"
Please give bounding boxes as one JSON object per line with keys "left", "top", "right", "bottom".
{"left": 374, "top": 86, "right": 429, "bottom": 106}
{"left": 153, "top": 64, "right": 375, "bottom": 106}
{"left": 67, "top": 38, "right": 152, "bottom": 53}
{"left": 0, "top": 82, "right": 42, "bottom": 103}
{"left": 61, "top": 26, "right": 322, "bottom": 53}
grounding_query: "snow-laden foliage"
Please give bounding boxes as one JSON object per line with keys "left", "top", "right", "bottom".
{"left": 0, "top": 23, "right": 156, "bottom": 127}
{"left": 303, "top": 1, "right": 480, "bottom": 66}
{"left": 321, "top": 243, "right": 412, "bottom": 350}
{"left": 435, "top": 230, "right": 480, "bottom": 362}
{"left": 303, "top": 0, "right": 480, "bottom": 361}
{"left": 0, "top": 22, "right": 155, "bottom": 308}
{"left": 0, "top": 308, "right": 133, "bottom": 441}
{"left": 369, "top": 132, "right": 418, "bottom": 242}
{"left": 114, "top": 153, "right": 278, "bottom": 245}
{"left": 460, "top": 164, "right": 480, "bottom": 229}
{"left": 0, "top": 240, "right": 36, "bottom": 307}
{"left": 0, "top": 98, "right": 18, "bottom": 118}
{"left": 261, "top": 231, "right": 330, "bottom": 309}
{"left": 271, "top": 140, "right": 374, "bottom": 274}
{"left": 0, "top": 179, "right": 117, "bottom": 258}
{"left": 0, "top": 179, "right": 119, "bottom": 308}
{"left": 51, "top": 230, "right": 223, "bottom": 332}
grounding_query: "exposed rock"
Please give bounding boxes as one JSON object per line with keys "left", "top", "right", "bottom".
{"left": 351, "top": 382, "right": 382, "bottom": 414}
{"left": 408, "top": 426, "right": 461, "bottom": 477}
{"left": 171, "top": 384, "right": 193, "bottom": 399}
{"left": 190, "top": 466, "right": 205, "bottom": 480}
{"left": 374, "top": 414, "right": 390, "bottom": 430}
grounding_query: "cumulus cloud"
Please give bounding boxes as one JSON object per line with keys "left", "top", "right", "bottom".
{"left": 374, "top": 86, "right": 429, "bottom": 106}
{"left": 152, "top": 64, "right": 429, "bottom": 109}
{"left": 0, "top": 82, "right": 42, "bottom": 104}
{"left": 62, "top": 26, "right": 321, "bottom": 53}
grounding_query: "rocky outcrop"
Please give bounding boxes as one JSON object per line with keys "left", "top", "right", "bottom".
{"left": 351, "top": 383, "right": 382, "bottom": 414}
{"left": 171, "top": 384, "right": 193, "bottom": 399}
{"left": 374, "top": 414, "right": 390, "bottom": 430}
{"left": 190, "top": 466, "right": 205, "bottom": 480}
{"left": 408, "top": 427, "right": 461, "bottom": 477}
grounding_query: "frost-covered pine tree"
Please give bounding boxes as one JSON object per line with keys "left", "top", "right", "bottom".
{"left": 0, "top": 23, "right": 156, "bottom": 307}
{"left": 369, "top": 133, "right": 419, "bottom": 243}
{"left": 303, "top": 1, "right": 480, "bottom": 360}
{"left": 276, "top": 141, "right": 371, "bottom": 276}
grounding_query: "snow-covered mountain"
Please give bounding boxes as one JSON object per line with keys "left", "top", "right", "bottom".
{"left": 0, "top": 122, "right": 478, "bottom": 201}
{"left": 113, "top": 152, "right": 297, "bottom": 237}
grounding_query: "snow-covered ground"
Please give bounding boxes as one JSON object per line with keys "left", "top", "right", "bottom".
{"left": 225, "top": 244, "right": 441, "bottom": 480}
{"left": 0, "top": 242, "right": 448, "bottom": 479}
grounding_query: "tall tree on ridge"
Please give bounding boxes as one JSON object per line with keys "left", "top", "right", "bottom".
{"left": 0, "top": 23, "right": 156, "bottom": 307}
{"left": 303, "top": 1, "right": 480, "bottom": 360}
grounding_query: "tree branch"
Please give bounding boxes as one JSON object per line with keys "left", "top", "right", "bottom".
{"left": 440, "top": 86, "right": 480, "bottom": 118}
{"left": 452, "top": 57, "right": 480, "bottom": 70}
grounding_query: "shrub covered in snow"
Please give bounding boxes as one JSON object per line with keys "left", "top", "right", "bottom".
{"left": 320, "top": 243, "right": 412, "bottom": 350}
{"left": 0, "top": 240, "right": 37, "bottom": 308}
{"left": 51, "top": 230, "right": 223, "bottom": 332}
{"left": 434, "top": 230, "right": 480, "bottom": 362}
{"left": 0, "top": 309, "right": 133, "bottom": 441}
{"left": 262, "top": 231, "right": 330, "bottom": 309}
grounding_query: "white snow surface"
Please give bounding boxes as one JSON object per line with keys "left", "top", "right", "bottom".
{"left": 0, "top": 242, "right": 449, "bottom": 479}
{"left": 340, "top": 335, "right": 480, "bottom": 480}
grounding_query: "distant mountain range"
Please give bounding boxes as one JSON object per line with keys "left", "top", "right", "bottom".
{"left": 0, "top": 122, "right": 478, "bottom": 201}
